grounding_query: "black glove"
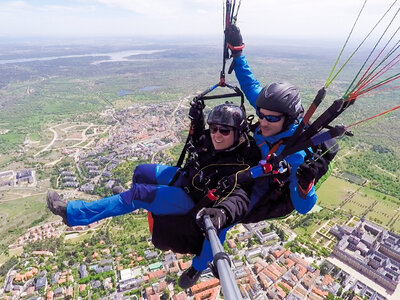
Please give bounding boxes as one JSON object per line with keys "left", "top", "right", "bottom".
{"left": 296, "top": 161, "right": 319, "bottom": 191}
{"left": 196, "top": 207, "right": 228, "bottom": 231}
{"left": 225, "top": 24, "right": 244, "bottom": 58}
{"left": 311, "top": 154, "right": 329, "bottom": 183}
{"left": 189, "top": 100, "right": 205, "bottom": 124}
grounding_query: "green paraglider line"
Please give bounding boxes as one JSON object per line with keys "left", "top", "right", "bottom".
{"left": 351, "top": 27, "right": 400, "bottom": 94}
{"left": 279, "top": 0, "right": 400, "bottom": 160}
{"left": 325, "top": 0, "right": 368, "bottom": 88}
{"left": 352, "top": 42, "right": 400, "bottom": 97}
{"left": 350, "top": 43, "right": 400, "bottom": 95}
{"left": 347, "top": 73, "right": 400, "bottom": 101}
{"left": 325, "top": 0, "right": 398, "bottom": 89}
{"left": 345, "top": 7, "right": 400, "bottom": 98}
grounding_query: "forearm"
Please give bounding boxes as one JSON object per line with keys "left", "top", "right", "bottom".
{"left": 216, "top": 188, "right": 250, "bottom": 225}
{"left": 289, "top": 176, "right": 317, "bottom": 214}
{"left": 233, "top": 55, "right": 262, "bottom": 108}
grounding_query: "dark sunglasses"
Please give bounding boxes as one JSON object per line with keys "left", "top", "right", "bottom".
{"left": 257, "top": 110, "right": 284, "bottom": 123}
{"left": 209, "top": 125, "right": 233, "bottom": 136}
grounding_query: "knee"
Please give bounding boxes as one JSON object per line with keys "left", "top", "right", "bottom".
{"left": 132, "top": 164, "right": 155, "bottom": 183}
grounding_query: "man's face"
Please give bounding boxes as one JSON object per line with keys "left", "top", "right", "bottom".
{"left": 258, "top": 108, "right": 285, "bottom": 137}
{"left": 209, "top": 124, "right": 235, "bottom": 150}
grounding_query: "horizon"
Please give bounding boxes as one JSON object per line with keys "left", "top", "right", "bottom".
{"left": 0, "top": 0, "right": 397, "bottom": 41}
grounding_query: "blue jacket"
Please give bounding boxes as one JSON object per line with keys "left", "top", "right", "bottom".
{"left": 233, "top": 55, "right": 317, "bottom": 215}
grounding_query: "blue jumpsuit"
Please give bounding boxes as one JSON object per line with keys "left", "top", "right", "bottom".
{"left": 190, "top": 55, "right": 317, "bottom": 272}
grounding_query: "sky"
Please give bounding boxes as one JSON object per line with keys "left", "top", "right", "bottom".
{"left": 0, "top": 0, "right": 397, "bottom": 41}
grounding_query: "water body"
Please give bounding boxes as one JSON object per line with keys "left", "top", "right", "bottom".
{"left": 0, "top": 49, "right": 166, "bottom": 65}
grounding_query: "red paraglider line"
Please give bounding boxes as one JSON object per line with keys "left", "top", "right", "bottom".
{"left": 353, "top": 54, "right": 400, "bottom": 95}
{"left": 346, "top": 105, "right": 400, "bottom": 128}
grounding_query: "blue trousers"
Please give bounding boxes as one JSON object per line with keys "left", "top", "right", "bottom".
{"left": 66, "top": 163, "right": 229, "bottom": 272}
{"left": 66, "top": 164, "right": 194, "bottom": 225}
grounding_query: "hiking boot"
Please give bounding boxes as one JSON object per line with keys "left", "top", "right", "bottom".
{"left": 178, "top": 266, "right": 202, "bottom": 289}
{"left": 47, "top": 191, "right": 68, "bottom": 225}
{"left": 112, "top": 186, "right": 124, "bottom": 195}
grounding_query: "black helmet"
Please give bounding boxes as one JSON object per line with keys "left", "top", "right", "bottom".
{"left": 256, "top": 82, "right": 304, "bottom": 123}
{"left": 207, "top": 103, "right": 246, "bottom": 131}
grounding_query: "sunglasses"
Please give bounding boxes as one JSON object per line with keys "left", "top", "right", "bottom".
{"left": 209, "top": 125, "right": 233, "bottom": 136}
{"left": 257, "top": 110, "right": 284, "bottom": 123}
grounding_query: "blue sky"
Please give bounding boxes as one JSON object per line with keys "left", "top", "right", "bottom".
{"left": 0, "top": 0, "right": 396, "bottom": 41}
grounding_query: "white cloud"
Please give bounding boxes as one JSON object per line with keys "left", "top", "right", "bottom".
{"left": 95, "top": 0, "right": 178, "bottom": 16}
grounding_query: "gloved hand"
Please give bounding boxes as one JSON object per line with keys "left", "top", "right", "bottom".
{"left": 189, "top": 100, "right": 205, "bottom": 124}
{"left": 225, "top": 24, "right": 244, "bottom": 58}
{"left": 296, "top": 160, "right": 319, "bottom": 192}
{"left": 310, "top": 154, "right": 329, "bottom": 183}
{"left": 196, "top": 207, "right": 228, "bottom": 231}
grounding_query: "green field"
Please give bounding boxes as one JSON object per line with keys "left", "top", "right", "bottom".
{"left": 0, "top": 193, "right": 49, "bottom": 252}
{"left": 316, "top": 176, "right": 358, "bottom": 210}
{"left": 317, "top": 176, "right": 400, "bottom": 232}
{"left": 365, "top": 201, "right": 398, "bottom": 226}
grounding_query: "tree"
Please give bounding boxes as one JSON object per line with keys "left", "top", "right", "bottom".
{"left": 327, "top": 293, "right": 335, "bottom": 300}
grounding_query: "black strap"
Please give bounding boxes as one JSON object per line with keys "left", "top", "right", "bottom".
{"left": 207, "top": 251, "right": 232, "bottom": 280}
{"left": 175, "top": 134, "right": 191, "bottom": 168}
{"left": 278, "top": 98, "right": 354, "bottom": 159}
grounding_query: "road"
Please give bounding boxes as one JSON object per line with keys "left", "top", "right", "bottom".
{"left": 34, "top": 127, "right": 58, "bottom": 157}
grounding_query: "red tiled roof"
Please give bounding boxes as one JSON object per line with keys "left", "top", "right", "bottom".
{"left": 284, "top": 249, "right": 291, "bottom": 258}
{"left": 263, "top": 269, "right": 279, "bottom": 282}
{"left": 297, "top": 264, "right": 307, "bottom": 278}
{"left": 194, "top": 287, "right": 219, "bottom": 300}
{"left": 178, "top": 260, "right": 192, "bottom": 271}
{"left": 191, "top": 278, "right": 219, "bottom": 294}
{"left": 274, "top": 283, "right": 286, "bottom": 299}
{"left": 308, "top": 291, "right": 324, "bottom": 300}
{"left": 258, "top": 273, "right": 270, "bottom": 289}
{"left": 172, "top": 292, "right": 188, "bottom": 300}
{"left": 46, "top": 290, "right": 54, "bottom": 300}
{"left": 292, "top": 286, "right": 307, "bottom": 298}
{"left": 280, "top": 281, "right": 292, "bottom": 291}
{"left": 158, "top": 281, "right": 167, "bottom": 291}
{"left": 148, "top": 294, "right": 161, "bottom": 300}
{"left": 285, "top": 258, "right": 295, "bottom": 269}
{"left": 322, "top": 274, "right": 334, "bottom": 286}
{"left": 312, "top": 286, "right": 328, "bottom": 297}
{"left": 145, "top": 286, "right": 154, "bottom": 296}
{"left": 272, "top": 248, "right": 285, "bottom": 259}
{"left": 227, "top": 239, "right": 237, "bottom": 248}
{"left": 148, "top": 269, "right": 166, "bottom": 280}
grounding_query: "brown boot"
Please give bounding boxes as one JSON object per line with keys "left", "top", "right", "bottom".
{"left": 46, "top": 191, "right": 68, "bottom": 225}
{"left": 112, "top": 186, "right": 124, "bottom": 195}
{"left": 178, "top": 266, "right": 202, "bottom": 289}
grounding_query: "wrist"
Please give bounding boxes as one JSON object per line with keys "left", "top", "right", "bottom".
{"left": 298, "top": 179, "right": 315, "bottom": 198}
{"left": 232, "top": 51, "right": 242, "bottom": 59}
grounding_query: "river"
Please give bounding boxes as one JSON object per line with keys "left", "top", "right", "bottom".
{"left": 0, "top": 49, "right": 166, "bottom": 65}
